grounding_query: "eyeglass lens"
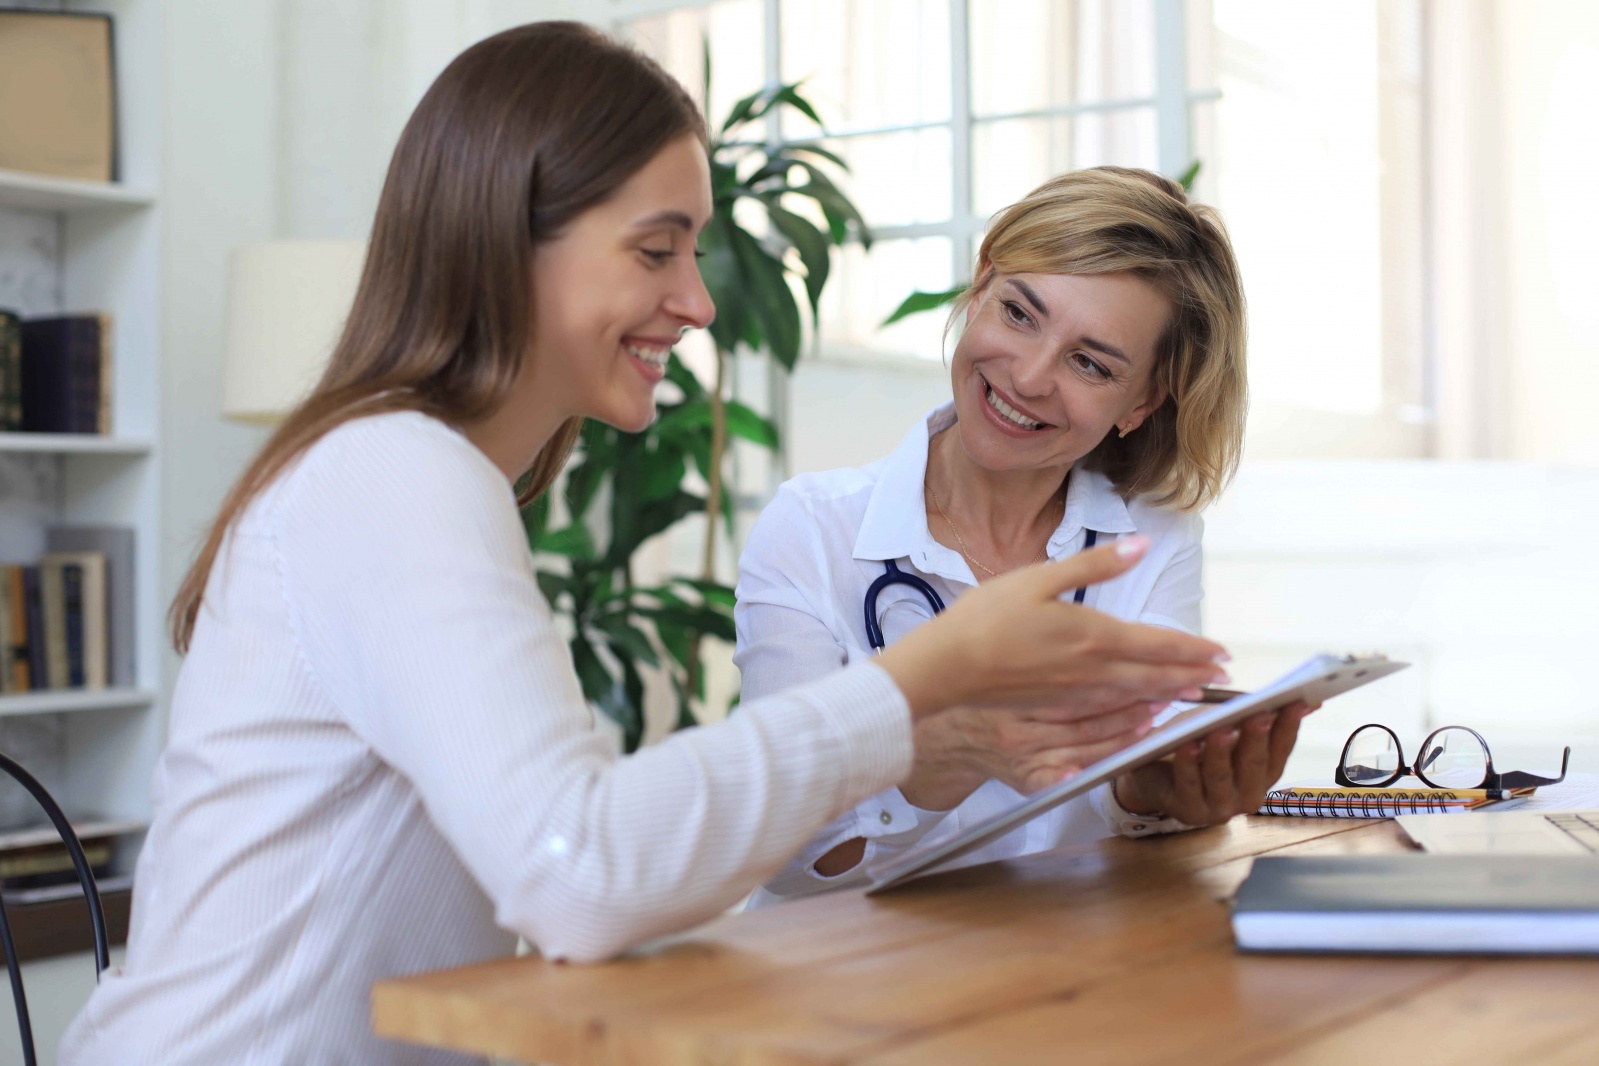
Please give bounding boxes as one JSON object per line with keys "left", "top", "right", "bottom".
{"left": 1341, "top": 725, "right": 1401, "bottom": 784}
{"left": 1416, "top": 726, "right": 1490, "bottom": 788}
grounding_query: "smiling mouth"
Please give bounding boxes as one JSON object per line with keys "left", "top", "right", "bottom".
{"left": 624, "top": 341, "right": 670, "bottom": 370}
{"left": 983, "top": 381, "right": 1050, "bottom": 431}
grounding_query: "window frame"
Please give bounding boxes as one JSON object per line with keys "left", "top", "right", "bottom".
{"left": 607, "top": 0, "right": 1211, "bottom": 317}
{"left": 605, "top": 0, "right": 1439, "bottom": 464}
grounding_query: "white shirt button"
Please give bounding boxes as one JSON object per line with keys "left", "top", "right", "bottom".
{"left": 880, "top": 810, "right": 892, "bottom": 825}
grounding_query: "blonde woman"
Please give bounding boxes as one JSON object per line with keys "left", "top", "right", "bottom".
{"left": 738, "top": 167, "right": 1310, "bottom": 898}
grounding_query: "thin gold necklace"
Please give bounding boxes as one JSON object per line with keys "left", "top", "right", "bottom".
{"left": 926, "top": 480, "right": 1064, "bottom": 578}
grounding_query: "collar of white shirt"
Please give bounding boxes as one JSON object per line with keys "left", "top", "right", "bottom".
{"left": 852, "top": 403, "right": 1137, "bottom": 584}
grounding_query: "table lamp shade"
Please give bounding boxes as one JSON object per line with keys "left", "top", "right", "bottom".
{"left": 222, "top": 240, "right": 366, "bottom": 422}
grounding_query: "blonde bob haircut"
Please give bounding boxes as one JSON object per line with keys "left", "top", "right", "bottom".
{"left": 952, "top": 166, "right": 1247, "bottom": 512}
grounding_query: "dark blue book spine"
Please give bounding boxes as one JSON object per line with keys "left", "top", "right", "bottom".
{"left": 66, "top": 321, "right": 101, "bottom": 434}
{"left": 62, "top": 563, "right": 85, "bottom": 688}
{"left": 22, "top": 566, "right": 45, "bottom": 690}
{"left": 20, "top": 316, "right": 103, "bottom": 434}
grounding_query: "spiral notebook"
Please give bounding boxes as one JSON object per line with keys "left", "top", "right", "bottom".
{"left": 1256, "top": 784, "right": 1535, "bottom": 818}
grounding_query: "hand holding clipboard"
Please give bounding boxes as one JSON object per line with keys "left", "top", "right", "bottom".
{"left": 868, "top": 653, "right": 1409, "bottom": 892}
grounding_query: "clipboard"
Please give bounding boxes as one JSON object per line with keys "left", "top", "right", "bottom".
{"left": 866, "top": 652, "right": 1410, "bottom": 893}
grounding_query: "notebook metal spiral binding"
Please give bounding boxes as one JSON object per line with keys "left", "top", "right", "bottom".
{"left": 1260, "top": 788, "right": 1454, "bottom": 818}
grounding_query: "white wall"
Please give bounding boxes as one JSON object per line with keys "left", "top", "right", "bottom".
{"left": 1206, "top": 462, "right": 1599, "bottom": 784}
{"left": 1499, "top": 0, "right": 1599, "bottom": 464}
{"left": 160, "top": 0, "right": 278, "bottom": 685}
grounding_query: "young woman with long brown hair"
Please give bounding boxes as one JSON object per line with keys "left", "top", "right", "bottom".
{"left": 61, "top": 23, "right": 1229, "bottom": 1064}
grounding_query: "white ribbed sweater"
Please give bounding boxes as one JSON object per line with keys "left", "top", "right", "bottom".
{"left": 60, "top": 412, "right": 912, "bottom": 1066}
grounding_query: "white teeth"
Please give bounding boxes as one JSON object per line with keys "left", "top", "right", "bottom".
{"left": 985, "top": 385, "right": 1044, "bottom": 430}
{"left": 626, "top": 343, "right": 669, "bottom": 368}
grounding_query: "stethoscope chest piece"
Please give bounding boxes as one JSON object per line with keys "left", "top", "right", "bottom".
{"left": 864, "top": 530, "right": 1099, "bottom": 651}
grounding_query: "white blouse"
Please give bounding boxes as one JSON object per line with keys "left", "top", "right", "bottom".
{"left": 60, "top": 411, "right": 914, "bottom": 1066}
{"left": 735, "top": 404, "right": 1198, "bottom": 902}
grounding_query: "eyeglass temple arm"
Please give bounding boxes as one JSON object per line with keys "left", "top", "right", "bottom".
{"left": 1496, "top": 746, "right": 1571, "bottom": 790}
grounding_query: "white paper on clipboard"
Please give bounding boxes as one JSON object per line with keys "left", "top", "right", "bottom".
{"left": 866, "top": 652, "right": 1410, "bottom": 893}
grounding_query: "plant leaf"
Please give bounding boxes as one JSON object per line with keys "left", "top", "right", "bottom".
{"left": 569, "top": 633, "right": 613, "bottom": 706}
{"left": 769, "top": 84, "right": 822, "bottom": 128}
{"left": 698, "top": 210, "right": 750, "bottom": 353}
{"left": 537, "top": 523, "right": 596, "bottom": 560}
{"left": 636, "top": 445, "right": 688, "bottom": 503}
{"left": 521, "top": 493, "right": 550, "bottom": 547}
{"left": 535, "top": 570, "right": 570, "bottom": 606}
{"left": 636, "top": 603, "right": 736, "bottom": 644}
{"left": 656, "top": 399, "right": 777, "bottom": 450}
{"left": 664, "top": 352, "right": 707, "bottom": 399}
{"left": 719, "top": 85, "right": 767, "bottom": 135}
{"left": 788, "top": 160, "right": 872, "bottom": 248}
{"left": 605, "top": 489, "right": 704, "bottom": 569}
{"left": 669, "top": 577, "right": 738, "bottom": 609}
{"left": 654, "top": 618, "right": 694, "bottom": 671}
{"left": 766, "top": 201, "right": 831, "bottom": 318}
{"left": 881, "top": 285, "right": 966, "bottom": 328}
{"left": 1177, "top": 159, "right": 1202, "bottom": 191}
{"left": 780, "top": 141, "right": 851, "bottom": 171}
{"left": 729, "top": 224, "right": 802, "bottom": 368}
{"left": 592, "top": 613, "right": 661, "bottom": 669}
{"left": 724, "top": 400, "right": 780, "bottom": 448}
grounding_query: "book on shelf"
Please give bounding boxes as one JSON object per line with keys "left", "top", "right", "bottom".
{"left": 0, "top": 309, "right": 21, "bottom": 431}
{"left": 22, "top": 565, "right": 45, "bottom": 692}
{"left": 0, "top": 818, "right": 142, "bottom": 903}
{"left": 17, "top": 313, "right": 113, "bottom": 435}
{"left": 47, "top": 526, "right": 135, "bottom": 688}
{"left": 0, "top": 539, "right": 125, "bottom": 695}
{"left": 1256, "top": 782, "right": 1536, "bottom": 818}
{"left": 38, "top": 558, "right": 70, "bottom": 689}
{"left": 0, "top": 11, "right": 117, "bottom": 183}
{"left": 0, "top": 568, "right": 21, "bottom": 691}
{"left": 42, "top": 551, "right": 108, "bottom": 689}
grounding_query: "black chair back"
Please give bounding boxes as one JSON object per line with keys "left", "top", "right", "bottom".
{"left": 0, "top": 749, "right": 109, "bottom": 1066}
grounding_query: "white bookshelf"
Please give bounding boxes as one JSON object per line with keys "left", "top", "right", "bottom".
{"left": 0, "top": 689, "right": 156, "bottom": 719}
{"left": 0, "top": 435, "right": 153, "bottom": 456}
{"left": 0, "top": 169, "right": 155, "bottom": 214}
{"left": 0, "top": 0, "right": 164, "bottom": 867}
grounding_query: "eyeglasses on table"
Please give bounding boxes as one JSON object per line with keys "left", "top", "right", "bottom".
{"left": 1335, "top": 723, "right": 1570, "bottom": 794}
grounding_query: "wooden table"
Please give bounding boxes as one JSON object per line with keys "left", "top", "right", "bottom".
{"left": 372, "top": 817, "right": 1599, "bottom": 1064}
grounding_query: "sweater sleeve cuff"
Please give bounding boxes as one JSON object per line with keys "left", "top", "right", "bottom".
{"left": 806, "top": 662, "right": 915, "bottom": 808}
{"left": 1092, "top": 779, "right": 1191, "bottom": 838}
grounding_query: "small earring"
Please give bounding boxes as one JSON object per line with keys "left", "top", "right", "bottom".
{"left": 1117, "top": 424, "right": 1132, "bottom": 439}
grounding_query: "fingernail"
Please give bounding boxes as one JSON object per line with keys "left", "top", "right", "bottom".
{"left": 1115, "top": 534, "right": 1150, "bottom": 559}
{"left": 1212, "top": 651, "right": 1232, "bottom": 664}
{"left": 1179, "top": 686, "right": 1203, "bottom": 701}
{"left": 1135, "top": 720, "right": 1153, "bottom": 737}
{"left": 1212, "top": 670, "right": 1231, "bottom": 685}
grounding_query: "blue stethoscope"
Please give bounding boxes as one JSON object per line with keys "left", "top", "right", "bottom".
{"left": 864, "top": 529, "right": 1099, "bottom": 651}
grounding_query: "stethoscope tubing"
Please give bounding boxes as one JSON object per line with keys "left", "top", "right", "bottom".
{"left": 865, "top": 529, "right": 1100, "bottom": 651}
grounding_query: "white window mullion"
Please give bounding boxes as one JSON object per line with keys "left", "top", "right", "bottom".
{"left": 1153, "top": 0, "right": 1191, "bottom": 179}
{"left": 764, "top": 0, "right": 790, "bottom": 488}
{"left": 950, "top": 0, "right": 974, "bottom": 284}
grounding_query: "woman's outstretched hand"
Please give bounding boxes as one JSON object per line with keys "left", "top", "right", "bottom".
{"left": 875, "top": 535, "right": 1230, "bottom": 723}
